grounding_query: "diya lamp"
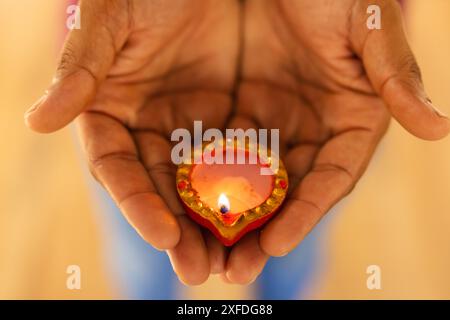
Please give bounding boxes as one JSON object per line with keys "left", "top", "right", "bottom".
{"left": 176, "top": 139, "right": 288, "bottom": 246}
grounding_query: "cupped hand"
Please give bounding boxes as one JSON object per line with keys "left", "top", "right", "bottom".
{"left": 222, "top": 0, "right": 449, "bottom": 284}
{"left": 25, "top": 0, "right": 450, "bottom": 286}
{"left": 25, "top": 0, "right": 241, "bottom": 285}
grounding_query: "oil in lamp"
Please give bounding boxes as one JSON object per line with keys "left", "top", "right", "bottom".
{"left": 176, "top": 139, "right": 288, "bottom": 246}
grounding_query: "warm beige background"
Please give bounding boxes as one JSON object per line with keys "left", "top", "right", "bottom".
{"left": 0, "top": 0, "right": 449, "bottom": 299}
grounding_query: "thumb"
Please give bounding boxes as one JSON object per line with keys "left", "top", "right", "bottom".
{"left": 352, "top": 0, "right": 450, "bottom": 140}
{"left": 25, "top": 1, "right": 128, "bottom": 133}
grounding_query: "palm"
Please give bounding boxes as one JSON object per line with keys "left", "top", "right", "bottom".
{"left": 240, "top": 0, "right": 390, "bottom": 168}
{"left": 91, "top": 0, "right": 238, "bottom": 132}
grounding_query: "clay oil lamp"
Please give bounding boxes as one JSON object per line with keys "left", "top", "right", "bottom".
{"left": 176, "top": 139, "right": 288, "bottom": 246}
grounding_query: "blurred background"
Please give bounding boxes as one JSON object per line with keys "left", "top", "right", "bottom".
{"left": 0, "top": 0, "right": 449, "bottom": 299}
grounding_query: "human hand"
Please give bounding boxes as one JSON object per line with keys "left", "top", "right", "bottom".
{"left": 221, "top": 0, "right": 450, "bottom": 284}
{"left": 25, "top": 0, "right": 241, "bottom": 285}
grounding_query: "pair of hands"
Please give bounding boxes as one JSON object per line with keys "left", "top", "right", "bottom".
{"left": 25, "top": 0, "right": 449, "bottom": 285}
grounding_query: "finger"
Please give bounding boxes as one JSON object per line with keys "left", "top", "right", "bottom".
{"left": 204, "top": 231, "right": 228, "bottom": 275}
{"left": 25, "top": 0, "right": 129, "bottom": 133}
{"left": 167, "top": 216, "right": 210, "bottom": 286}
{"left": 134, "top": 130, "right": 211, "bottom": 283}
{"left": 351, "top": 0, "right": 449, "bottom": 140}
{"left": 226, "top": 232, "right": 269, "bottom": 285}
{"left": 76, "top": 112, "right": 180, "bottom": 250}
{"left": 134, "top": 131, "right": 184, "bottom": 215}
{"left": 261, "top": 127, "right": 381, "bottom": 257}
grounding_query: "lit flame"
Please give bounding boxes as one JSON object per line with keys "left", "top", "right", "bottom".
{"left": 218, "top": 193, "right": 230, "bottom": 213}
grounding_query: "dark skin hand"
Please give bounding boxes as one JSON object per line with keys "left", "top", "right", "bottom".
{"left": 25, "top": 0, "right": 449, "bottom": 285}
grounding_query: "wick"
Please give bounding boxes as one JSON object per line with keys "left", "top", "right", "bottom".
{"left": 219, "top": 205, "right": 229, "bottom": 214}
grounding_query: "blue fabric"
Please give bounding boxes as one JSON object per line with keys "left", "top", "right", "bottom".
{"left": 256, "top": 213, "right": 329, "bottom": 299}
{"left": 93, "top": 186, "right": 178, "bottom": 300}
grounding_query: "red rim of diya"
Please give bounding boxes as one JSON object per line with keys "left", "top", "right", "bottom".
{"left": 176, "top": 139, "right": 289, "bottom": 246}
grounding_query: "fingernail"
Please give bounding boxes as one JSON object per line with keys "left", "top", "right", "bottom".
{"left": 52, "top": 76, "right": 61, "bottom": 85}
{"left": 426, "top": 98, "right": 448, "bottom": 119}
{"left": 247, "top": 274, "right": 259, "bottom": 284}
{"left": 278, "top": 250, "right": 289, "bottom": 257}
{"left": 25, "top": 92, "right": 48, "bottom": 116}
{"left": 433, "top": 106, "right": 449, "bottom": 119}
